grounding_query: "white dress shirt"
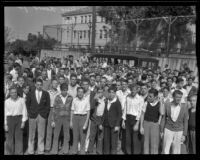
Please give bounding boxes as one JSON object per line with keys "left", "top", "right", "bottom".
{"left": 116, "top": 89, "right": 131, "bottom": 111}
{"left": 35, "top": 90, "right": 42, "bottom": 104}
{"left": 71, "top": 97, "right": 90, "bottom": 115}
{"left": 47, "top": 69, "right": 52, "bottom": 80}
{"left": 96, "top": 97, "right": 105, "bottom": 116}
{"left": 4, "top": 97, "right": 28, "bottom": 125}
{"left": 48, "top": 89, "right": 60, "bottom": 107}
{"left": 107, "top": 97, "right": 117, "bottom": 111}
{"left": 122, "top": 94, "right": 144, "bottom": 121}
{"left": 171, "top": 104, "right": 181, "bottom": 122}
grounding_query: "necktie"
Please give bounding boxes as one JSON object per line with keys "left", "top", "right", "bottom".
{"left": 38, "top": 91, "right": 40, "bottom": 103}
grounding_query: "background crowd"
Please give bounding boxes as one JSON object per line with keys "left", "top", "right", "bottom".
{"left": 4, "top": 52, "right": 197, "bottom": 155}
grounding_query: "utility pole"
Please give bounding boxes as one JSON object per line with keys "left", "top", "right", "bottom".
{"left": 91, "top": 6, "right": 96, "bottom": 54}
{"left": 163, "top": 16, "right": 177, "bottom": 57}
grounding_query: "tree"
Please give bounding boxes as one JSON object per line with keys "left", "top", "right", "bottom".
{"left": 5, "top": 26, "right": 14, "bottom": 51}
{"left": 98, "top": 6, "right": 195, "bottom": 53}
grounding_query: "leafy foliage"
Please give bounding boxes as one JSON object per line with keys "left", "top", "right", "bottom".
{"left": 98, "top": 6, "right": 196, "bottom": 53}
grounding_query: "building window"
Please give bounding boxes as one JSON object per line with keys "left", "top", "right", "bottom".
{"left": 74, "top": 16, "right": 77, "bottom": 24}
{"left": 74, "top": 31, "right": 76, "bottom": 39}
{"left": 85, "top": 16, "right": 87, "bottom": 23}
{"left": 80, "top": 31, "right": 82, "bottom": 39}
{"left": 104, "top": 30, "right": 107, "bottom": 38}
{"left": 100, "top": 30, "right": 103, "bottom": 39}
{"left": 84, "top": 30, "right": 86, "bottom": 39}
{"left": 89, "top": 15, "right": 92, "bottom": 22}
{"left": 81, "top": 16, "right": 83, "bottom": 23}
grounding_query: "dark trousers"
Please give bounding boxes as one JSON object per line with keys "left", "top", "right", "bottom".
{"left": 188, "top": 130, "right": 196, "bottom": 154}
{"left": 5, "top": 115, "right": 23, "bottom": 155}
{"left": 51, "top": 116, "right": 70, "bottom": 154}
{"left": 87, "top": 120, "right": 103, "bottom": 154}
{"left": 72, "top": 114, "right": 87, "bottom": 154}
{"left": 125, "top": 115, "right": 142, "bottom": 154}
{"left": 103, "top": 126, "right": 118, "bottom": 154}
{"left": 119, "top": 120, "right": 126, "bottom": 154}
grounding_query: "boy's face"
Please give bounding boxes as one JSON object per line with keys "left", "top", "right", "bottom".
{"left": 97, "top": 89, "right": 104, "bottom": 98}
{"left": 109, "top": 90, "right": 116, "bottom": 100}
{"left": 190, "top": 96, "right": 197, "bottom": 108}
{"left": 163, "top": 88, "right": 169, "bottom": 97}
{"left": 23, "top": 86, "right": 30, "bottom": 94}
{"left": 10, "top": 88, "right": 18, "bottom": 99}
{"left": 61, "top": 88, "right": 68, "bottom": 97}
{"left": 148, "top": 93, "right": 156, "bottom": 103}
{"left": 131, "top": 87, "right": 138, "bottom": 97}
{"left": 174, "top": 93, "right": 182, "bottom": 104}
{"left": 52, "top": 80, "right": 58, "bottom": 89}
{"left": 77, "top": 89, "right": 84, "bottom": 99}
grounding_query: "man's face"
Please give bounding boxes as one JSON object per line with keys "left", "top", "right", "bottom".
{"left": 70, "top": 77, "right": 77, "bottom": 86}
{"left": 18, "top": 77, "right": 24, "bottom": 86}
{"left": 188, "top": 79, "right": 193, "bottom": 86}
{"left": 42, "top": 71, "right": 47, "bottom": 79}
{"left": 59, "top": 77, "right": 65, "bottom": 85}
{"left": 82, "top": 81, "right": 89, "bottom": 92}
{"left": 35, "top": 81, "right": 43, "bottom": 91}
{"left": 101, "top": 78, "right": 106, "bottom": 87}
{"left": 116, "top": 82, "right": 121, "bottom": 91}
{"left": 174, "top": 93, "right": 182, "bottom": 104}
{"left": 10, "top": 88, "right": 18, "bottom": 99}
{"left": 90, "top": 77, "right": 96, "bottom": 86}
{"left": 97, "top": 89, "right": 104, "bottom": 98}
{"left": 190, "top": 96, "right": 197, "bottom": 108}
{"left": 109, "top": 90, "right": 116, "bottom": 100}
{"left": 163, "top": 88, "right": 169, "bottom": 97}
{"left": 152, "top": 81, "right": 157, "bottom": 89}
{"left": 131, "top": 86, "right": 138, "bottom": 97}
{"left": 96, "top": 75, "right": 101, "bottom": 82}
{"left": 167, "top": 79, "right": 173, "bottom": 87}
{"left": 23, "top": 86, "right": 30, "bottom": 94}
{"left": 141, "top": 85, "right": 148, "bottom": 95}
{"left": 122, "top": 82, "right": 128, "bottom": 91}
{"left": 52, "top": 80, "right": 58, "bottom": 89}
{"left": 77, "top": 88, "right": 84, "bottom": 99}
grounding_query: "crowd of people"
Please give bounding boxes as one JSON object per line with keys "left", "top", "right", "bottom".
{"left": 4, "top": 52, "right": 197, "bottom": 155}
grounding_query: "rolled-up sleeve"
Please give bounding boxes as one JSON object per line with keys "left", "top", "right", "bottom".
{"left": 142, "top": 101, "right": 147, "bottom": 113}
{"left": 71, "top": 99, "right": 75, "bottom": 111}
{"left": 21, "top": 98, "right": 28, "bottom": 122}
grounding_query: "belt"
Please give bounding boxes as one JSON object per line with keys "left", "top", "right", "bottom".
{"left": 7, "top": 115, "right": 22, "bottom": 117}
{"left": 75, "top": 114, "right": 87, "bottom": 116}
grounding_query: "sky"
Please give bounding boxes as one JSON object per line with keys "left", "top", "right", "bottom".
{"left": 4, "top": 7, "right": 85, "bottom": 41}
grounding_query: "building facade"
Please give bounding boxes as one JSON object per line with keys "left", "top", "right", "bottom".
{"left": 61, "top": 7, "right": 111, "bottom": 49}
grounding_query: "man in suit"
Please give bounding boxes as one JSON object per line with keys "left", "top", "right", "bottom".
{"left": 26, "top": 78, "right": 50, "bottom": 155}
{"left": 46, "top": 63, "right": 56, "bottom": 81}
{"left": 101, "top": 85, "right": 122, "bottom": 154}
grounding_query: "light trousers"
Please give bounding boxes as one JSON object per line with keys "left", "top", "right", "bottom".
{"left": 162, "top": 128, "right": 183, "bottom": 154}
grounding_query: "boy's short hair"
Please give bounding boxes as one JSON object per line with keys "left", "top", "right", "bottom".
{"left": 108, "top": 85, "right": 117, "bottom": 93}
{"left": 60, "top": 83, "right": 68, "bottom": 91}
{"left": 172, "top": 90, "right": 183, "bottom": 97}
{"left": 77, "top": 86, "right": 84, "bottom": 92}
{"left": 36, "top": 78, "right": 43, "bottom": 84}
{"left": 148, "top": 88, "right": 158, "bottom": 97}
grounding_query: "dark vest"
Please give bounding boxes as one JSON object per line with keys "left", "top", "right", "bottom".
{"left": 144, "top": 102, "right": 160, "bottom": 123}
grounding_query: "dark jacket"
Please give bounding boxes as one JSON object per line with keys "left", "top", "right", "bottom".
{"left": 102, "top": 98, "right": 122, "bottom": 128}
{"left": 53, "top": 94, "right": 73, "bottom": 121}
{"left": 26, "top": 89, "right": 50, "bottom": 119}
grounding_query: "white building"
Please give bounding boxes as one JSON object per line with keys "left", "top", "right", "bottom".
{"left": 61, "top": 7, "right": 111, "bottom": 49}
